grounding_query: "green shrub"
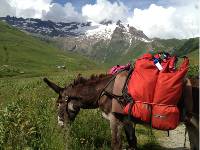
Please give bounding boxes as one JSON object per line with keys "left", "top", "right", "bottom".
{"left": 187, "top": 65, "right": 199, "bottom": 78}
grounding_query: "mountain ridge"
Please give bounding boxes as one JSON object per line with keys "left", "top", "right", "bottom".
{"left": 0, "top": 16, "right": 150, "bottom": 40}
{"left": 1, "top": 16, "right": 198, "bottom": 66}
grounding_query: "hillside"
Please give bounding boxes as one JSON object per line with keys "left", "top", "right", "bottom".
{"left": 87, "top": 38, "right": 188, "bottom": 66}
{"left": 0, "top": 21, "right": 98, "bottom": 78}
{"left": 173, "top": 38, "right": 199, "bottom": 56}
{"left": 103, "top": 37, "right": 199, "bottom": 66}
{"left": 1, "top": 16, "right": 198, "bottom": 69}
{"left": 173, "top": 37, "right": 199, "bottom": 65}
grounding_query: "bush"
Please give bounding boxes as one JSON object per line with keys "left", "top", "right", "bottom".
{"left": 187, "top": 65, "right": 199, "bottom": 79}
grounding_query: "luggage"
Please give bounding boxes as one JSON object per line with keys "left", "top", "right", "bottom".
{"left": 124, "top": 53, "right": 189, "bottom": 130}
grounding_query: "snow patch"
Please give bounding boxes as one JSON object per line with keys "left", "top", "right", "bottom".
{"left": 141, "top": 38, "right": 153, "bottom": 43}
{"left": 85, "top": 23, "right": 117, "bottom": 40}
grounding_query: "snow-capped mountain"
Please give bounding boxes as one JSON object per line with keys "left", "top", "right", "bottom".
{"left": 0, "top": 16, "right": 153, "bottom": 63}
{"left": 0, "top": 16, "right": 91, "bottom": 37}
{"left": 0, "top": 16, "right": 150, "bottom": 42}
{"left": 84, "top": 20, "right": 151, "bottom": 42}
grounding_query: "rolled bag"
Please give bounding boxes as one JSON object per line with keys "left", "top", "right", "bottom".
{"left": 124, "top": 53, "right": 189, "bottom": 130}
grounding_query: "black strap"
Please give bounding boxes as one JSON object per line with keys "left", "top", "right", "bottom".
{"left": 98, "top": 65, "right": 135, "bottom": 121}
{"left": 128, "top": 102, "right": 134, "bottom": 120}
{"left": 101, "top": 90, "right": 123, "bottom": 102}
{"left": 122, "top": 64, "right": 134, "bottom": 103}
{"left": 121, "top": 64, "right": 135, "bottom": 121}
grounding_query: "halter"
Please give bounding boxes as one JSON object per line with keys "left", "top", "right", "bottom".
{"left": 64, "top": 95, "right": 81, "bottom": 117}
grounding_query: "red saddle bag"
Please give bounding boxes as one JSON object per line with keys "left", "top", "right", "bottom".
{"left": 124, "top": 53, "right": 189, "bottom": 130}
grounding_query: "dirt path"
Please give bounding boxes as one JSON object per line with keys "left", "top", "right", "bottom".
{"left": 157, "top": 124, "right": 190, "bottom": 150}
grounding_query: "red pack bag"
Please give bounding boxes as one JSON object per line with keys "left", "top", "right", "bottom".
{"left": 154, "top": 58, "right": 189, "bottom": 105}
{"left": 124, "top": 53, "right": 189, "bottom": 130}
{"left": 152, "top": 105, "right": 180, "bottom": 130}
{"left": 152, "top": 57, "right": 189, "bottom": 130}
{"left": 127, "top": 53, "right": 159, "bottom": 103}
{"left": 124, "top": 102, "right": 151, "bottom": 122}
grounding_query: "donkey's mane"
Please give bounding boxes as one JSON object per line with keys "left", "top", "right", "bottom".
{"left": 67, "top": 74, "right": 112, "bottom": 87}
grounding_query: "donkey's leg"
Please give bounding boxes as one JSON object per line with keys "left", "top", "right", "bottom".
{"left": 183, "top": 78, "right": 193, "bottom": 115}
{"left": 186, "top": 121, "right": 199, "bottom": 150}
{"left": 110, "top": 114, "right": 123, "bottom": 150}
{"left": 123, "top": 121, "right": 137, "bottom": 150}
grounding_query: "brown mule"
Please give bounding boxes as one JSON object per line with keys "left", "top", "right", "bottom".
{"left": 44, "top": 73, "right": 137, "bottom": 150}
{"left": 44, "top": 72, "right": 198, "bottom": 150}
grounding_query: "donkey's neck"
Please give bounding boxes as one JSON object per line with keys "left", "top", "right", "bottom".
{"left": 79, "top": 75, "right": 113, "bottom": 109}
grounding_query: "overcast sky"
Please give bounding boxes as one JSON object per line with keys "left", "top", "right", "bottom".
{"left": 0, "top": 0, "right": 199, "bottom": 39}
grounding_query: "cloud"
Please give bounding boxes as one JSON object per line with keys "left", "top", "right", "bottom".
{"left": 42, "top": 2, "right": 86, "bottom": 22}
{"left": 127, "top": 3, "right": 200, "bottom": 39}
{"left": 0, "top": 0, "right": 15, "bottom": 17}
{"left": 82, "top": 0, "right": 129, "bottom": 23}
{"left": 8, "top": 0, "right": 51, "bottom": 18}
{"left": 0, "top": 0, "right": 199, "bottom": 39}
{"left": 0, "top": 0, "right": 85, "bottom": 22}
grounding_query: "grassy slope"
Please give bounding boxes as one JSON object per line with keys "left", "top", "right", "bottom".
{"left": 0, "top": 21, "right": 98, "bottom": 78}
{"left": 101, "top": 38, "right": 187, "bottom": 66}
{"left": 187, "top": 49, "right": 199, "bottom": 65}
{"left": 179, "top": 38, "right": 199, "bottom": 66}
{"left": 174, "top": 38, "right": 199, "bottom": 56}
{"left": 105, "top": 37, "right": 199, "bottom": 67}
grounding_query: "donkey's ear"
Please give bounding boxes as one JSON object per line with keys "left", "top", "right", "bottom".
{"left": 43, "top": 78, "right": 63, "bottom": 94}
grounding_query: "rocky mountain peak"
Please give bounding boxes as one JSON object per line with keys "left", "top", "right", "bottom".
{"left": 116, "top": 20, "right": 125, "bottom": 28}
{"left": 111, "top": 21, "right": 151, "bottom": 43}
{"left": 100, "top": 19, "right": 113, "bottom": 26}
{"left": 129, "top": 26, "right": 150, "bottom": 41}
